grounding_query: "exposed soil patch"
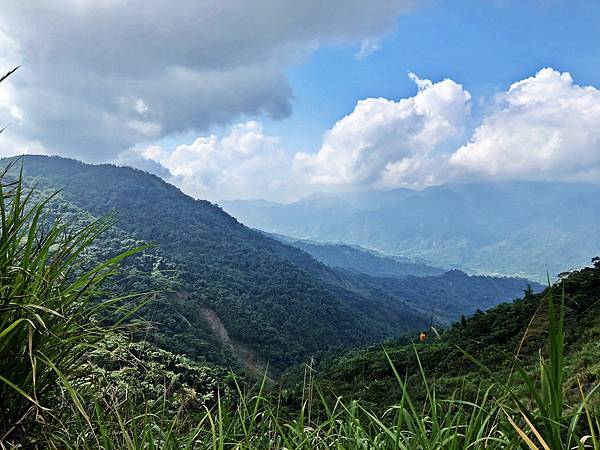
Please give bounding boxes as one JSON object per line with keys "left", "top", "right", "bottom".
{"left": 200, "top": 306, "right": 273, "bottom": 381}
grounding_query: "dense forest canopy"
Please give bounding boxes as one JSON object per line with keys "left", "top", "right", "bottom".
{"left": 0, "top": 155, "right": 536, "bottom": 374}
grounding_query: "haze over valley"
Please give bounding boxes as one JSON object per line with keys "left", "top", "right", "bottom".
{"left": 223, "top": 181, "right": 600, "bottom": 282}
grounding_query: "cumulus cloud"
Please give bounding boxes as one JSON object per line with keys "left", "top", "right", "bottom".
{"left": 118, "top": 121, "right": 293, "bottom": 201}
{"left": 0, "top": 0, "right": 414, "bottom": 161}
{"left": 293, "top": 73, "right": 471, "bottom": 188}
{"left": 119, "top": 68, "right": 600, "bottom": 202}
{"left": 293, "top": 67, "right": 600, "bottom": 193}
{"left": 450, "top": 68, "right": 600, "bottom": 182}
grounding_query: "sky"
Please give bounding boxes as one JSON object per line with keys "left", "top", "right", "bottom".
{"left": 1, "top": 0, "right": 600, "bottom": 202}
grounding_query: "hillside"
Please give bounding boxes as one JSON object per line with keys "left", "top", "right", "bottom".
{"left": 268, "top": 235, "right": 444, "bottom": 278}
{"left": 6, "top": 155, "right": 535, "bottom": 374}
{"left": 287, "top": 258, "right": 600, "bottom": 409}
{"left": 2, "top": 160, "right": 597, "bottom": 449}
{"left": 222, "top": 182, "right": 600, "bottom": 282}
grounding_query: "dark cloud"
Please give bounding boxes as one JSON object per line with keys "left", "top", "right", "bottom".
{"left": 0, "top": 0, "right": 414, "bottom": 161}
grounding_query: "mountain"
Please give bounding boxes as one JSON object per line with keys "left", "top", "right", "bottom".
{"left": 8, "top": 155, "right": 536, "bottom": 374}
{"left": 283, "top": 257, "right": 600, "bottom": 410}
{"left": 221, "top": 181, "right": 600, "bottom": 282}
{"left": 220, "top": 189, "right": 412, "bottom": 241}
{"left": 267, "top": 235, "right": 444, "bottom": 278}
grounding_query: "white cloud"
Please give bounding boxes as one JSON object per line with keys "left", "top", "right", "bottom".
{"left": 134, "top": 99, "right": 149, "bottom": 114}
{"left": 121, "top": 68, "right": 600, "bottom": 202}
{"left": 0, "top": 0, "right": 414, "bottom": 161}
{"left": 356, "top": 38, "right": 382, "bottom": 59}
{"left": 294, "top": 68, "right": 600, "bottom": 193}
{"left": 450, "top": 68, "right": 600, "bottom": 182}
{"left": 118, "top": 121, "right": 293, "bottom": 201}
{"left": 293, "top": 73, "right": 471, "bottom": 188}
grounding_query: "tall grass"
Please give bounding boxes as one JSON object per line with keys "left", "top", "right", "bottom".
{"left": 0, "top": 163, "right": 142, "bottom": 446}
{"left": 502, "top": 286, "right": 600, "bottom": 449}
{"left": 41, "top": 289, "right": 599, "bottom": 449}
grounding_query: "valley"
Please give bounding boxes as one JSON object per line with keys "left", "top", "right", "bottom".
{"left": 223, "top": 182, "right": 600, "bottom": 282}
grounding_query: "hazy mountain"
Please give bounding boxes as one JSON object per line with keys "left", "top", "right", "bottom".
{"left": 222, "top": 182, "right": 600, "bottom": 282}
{"left": 5, "top": 155, "right": 536, "bottom": 374}
{"left": 267, "top": 234, "right": 444, "bottom": 278}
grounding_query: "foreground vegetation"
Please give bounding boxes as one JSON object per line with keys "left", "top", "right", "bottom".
{"left": 0, "top": 163, "right": 598, "bottom": 449}
{"left": 292, "top": 262, "right": 600, "bottom": 412}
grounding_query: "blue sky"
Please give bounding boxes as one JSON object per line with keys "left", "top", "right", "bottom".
{"left": 266, "top": 0, "right": 600, "bottom": 155}
{"left": 2, "top": 1, "right": 600, "bottom": 201}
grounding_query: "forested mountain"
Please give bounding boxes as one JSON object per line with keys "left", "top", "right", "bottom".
{"left": 268, "top": 235, "right": 444, "bottom": 277}
{"left": 286, "top": 258, "right": 600, "bottom": 410}
{"left": 4, "top": 160, "right": 596, "bottom": 449}
{"left": 6, "top": 155, "right": 535, "bottom": 374}
{"left": 222, "top": 182, "right": 600, "bottom": 282}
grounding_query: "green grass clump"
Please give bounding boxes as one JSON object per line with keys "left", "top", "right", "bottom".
{"left": 43, "top": 308, "right": 600, "bottom": 449}
{"left": 0, "top": 163, "right": 143, "bottom": 445}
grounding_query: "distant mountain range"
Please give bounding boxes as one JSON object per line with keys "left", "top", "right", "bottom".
{"left": 3, "top": 155, "right": 537, "bottom": 375}
{"left": 222, "top": 181, "right": 600, "bottom": 282}
{"left": 266, "top": 233, "right": 444, "bottom": 278}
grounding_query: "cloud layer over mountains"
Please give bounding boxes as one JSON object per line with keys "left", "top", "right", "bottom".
{"left": 1, "top": 3, "right": 600, "bottom": 201}
{"left": 120, "top": 68, "right": 600, "bottom": 200}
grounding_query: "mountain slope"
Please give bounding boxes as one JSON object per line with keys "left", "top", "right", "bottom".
{"left": 287, "top": 258, "right": 600, "bottom": 409}
{"left": 222, "top": 182, "right": 600, "bottom": 281}
{"left": 269, "top": 235, "right": 444, "bottom": 278}
{"left": 9, "top": 155, "right": 535, "bottom": 372}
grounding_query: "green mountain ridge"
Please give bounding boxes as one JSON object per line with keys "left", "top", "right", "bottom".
{"left": 287, "top": 258, "right": 600, "bottom": 410}
{"left": 265, "top": 233, "right": 445, "bottom": 277}
{"left": 6, "top": 155, "right": 537, "bottom": 374}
